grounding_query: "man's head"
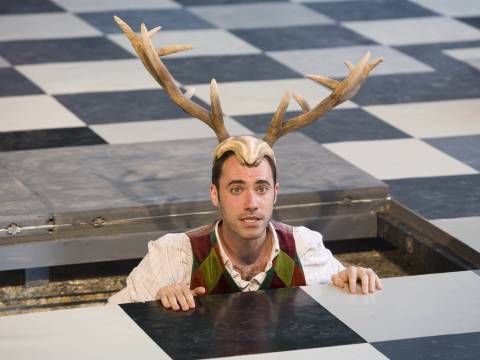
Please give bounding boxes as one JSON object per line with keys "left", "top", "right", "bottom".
{"left": 210, "top": 151, "right": 279, "bottom": 243}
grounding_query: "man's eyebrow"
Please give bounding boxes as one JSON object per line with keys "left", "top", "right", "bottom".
{"left": 255, "top": 180, "right": 272, "bottom": 186}
{"left": 225, "top": 179, "right": 272, "bottom": 186}
{"left": 226, "top": 180, "right": 246, "bottom": 187}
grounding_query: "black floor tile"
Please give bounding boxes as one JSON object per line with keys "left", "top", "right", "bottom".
{"left": 373, "top": 332, "right": 480, "bottom": 360}
{"left": 0, "top": 68, "right": 44, "bottom": 97}
{"left": 232, "top": 24, "right": 376, "bottom": 52}
{"left": 0, "top": 127, "right": 107, "bottom": 151}
{"left": 234, "top": 108, "right": 411, "bottom": 143}
{"left": 233, "top": 111, "right": 298, "bottom": 135}
{"left": 163, "top": 54, "right": 302, "bottom": 84}
{"left": 396, "top": 40, "right": 480, "bottom": 72}
{"left": 351, "top": 69, "right": 480, "bottom": 106}
{"left": 121, "top": 288, "right": 365, "bottom": 360}
{"left": 0, "top": 37, "right": 134, "bottom": 65}
{"left": 55, "top": 89, "right": 207, "bottom": 124}
{"left": 178, "top": 0, "right": 286, "bottom": 5}
{"left": 306, "top": 0, "right": 436, "bottom": 21}
{"left": 355, "top": 41, "right": 480, "bottom": 106}
{"left": 297, "top": 108, "right": 411, "bottom": 143}
{"left": 426, "top": 135, "right": 480, "bottom": 172}
{"left": 79, "top": 9, "right": 215, "bottom": 34}
{"left": 0, "top": 0, "right": 63, "bottom": 14}
{"left": 457, "top": 16, "right": 480, "bottom": 29}
{"left": 386, "top": 174, "right": 480, "bottom": 219}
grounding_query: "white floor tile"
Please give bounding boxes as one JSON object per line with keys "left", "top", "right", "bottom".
{"left": 216, "top": 344, "right": 387, "bottom": 360}
{"left": 109, "top": 29, "right": 261, "bottom": 59}
{"left": 323, "top": 138, "right": 478, "bottom": 180}
{"left": 51, "top": 0, "right": 179, "bottom": 12}
{"left": 16, "top": 59, "right": 159, "bottom": 95}
{"left": 303, "top": 271, "right": 480, "bottom": 342}
{"left": 0, "top": 56, "right": 10, "bottom": 68}
{"left": 0, "top": 13, "right": 101, "bottom": 41}
{"left": 432, "top": 217, "right": 480, "bottom": 253}
{"left": 189, "top": 78, "right": 357, "bottom": 116}
{"left": 343, "top": 16, "right": 480, "bottom": 46}
{"left": 268, "top": 45, "right": 434, "bottom": 78}
{"left": 444, "top": 47, "right": 480, "bottom": 71}
{"left": 0, "top": 95, "right": 85, "bottom": 132}
{"left": 364, "top": 99, "right": 480, "bottom": 138}
{"left": 467, "top": 58, "right": 480, "bottom": 71}
{"left": 410, "top": 0, "right": 480, "bottom": 17}
{"left": 0, "top": 305, "right": 170, "bottom": 360}
{"left": 189, "top": 3, "right": 334, "bottom": 30}
{"left": 91, "top": 117, "right": 253, "bottom": 144}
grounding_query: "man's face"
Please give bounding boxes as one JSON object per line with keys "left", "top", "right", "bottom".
{"left": 210, "top": 155, "right": 279, "bottom": 243}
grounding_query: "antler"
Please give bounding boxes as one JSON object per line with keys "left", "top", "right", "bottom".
{"left": 113, "top": 16, "right": 230, "bottom": 142}
{"left": 263, "top": 52, "right": 383, "bottom": 146}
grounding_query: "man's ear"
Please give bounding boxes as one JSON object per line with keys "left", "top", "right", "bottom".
{"left": 210, "top": 184, "right": 219, "bottom": 208}
{"left": 273, "top": 182, "right": 279, "bottom": 204}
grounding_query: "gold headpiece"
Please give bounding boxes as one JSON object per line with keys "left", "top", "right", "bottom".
{"left": 114, "top": 16, "right": 383, "bottom": 166}
{"left": 215, "top": 135, "right": 276, "bottom": 166}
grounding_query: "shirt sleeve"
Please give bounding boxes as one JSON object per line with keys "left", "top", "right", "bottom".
{"left": 293, "top": 226, "right": 345, "bottom": 285}
{"left": 107, "top": 233, "right": 193, "bottom": 304}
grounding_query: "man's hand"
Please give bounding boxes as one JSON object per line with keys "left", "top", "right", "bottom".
{"left": 156, "top": 283, "right": 206, "bottom": 311}
{"left": 332, "top": 266, "right": 383, "bottom": 294}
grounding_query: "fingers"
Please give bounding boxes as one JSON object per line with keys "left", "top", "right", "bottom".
{"left": 347, "top": 266, "right": 358, "bottom": 294}
{"left": 368, "top": 269, "right": 376, "bottom": 293}
{"left": 192, "top": 287, "right": 206, "bottom": 297}
{"left": 331, "top": 272, "right": 345, "bottom": 289}
{"left": 168, "top": 292, "right": 182, "bottom": 311}
{"left": 333, "top": 266, "right": 383, "bottom": 295}
{"left": 375, "top": 274, "right": 383, "bottom": 291}
{"left": 359, "top": 268, "right": 369, "bottom": 294}
{"left": 156, "top": 283, "right": 200, "bottom": 312}
{"left": 176, "top": 286, "right": 190, "bottom": 311}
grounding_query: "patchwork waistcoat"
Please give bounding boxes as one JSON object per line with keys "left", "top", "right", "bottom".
{"left": 188, "top": 221, "right": 306, "bottom": 294}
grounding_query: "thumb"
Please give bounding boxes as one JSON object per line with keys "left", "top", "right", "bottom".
{"left": 191, "top": 287, "right": 206, "bottom": 296}
{"left": 332, "top": 271, "right": 346, "bottom": 288}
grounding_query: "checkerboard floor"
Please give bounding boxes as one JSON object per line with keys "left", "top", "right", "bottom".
{"left": 1, "top": 275, "right": 479, "bottom": 359}
{"left": 1, "top": 0, "right": 479, "bottom": 278}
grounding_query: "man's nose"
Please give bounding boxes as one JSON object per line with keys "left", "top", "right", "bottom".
{"left": 244, "top": 190, "right": 258, "bottom": 210}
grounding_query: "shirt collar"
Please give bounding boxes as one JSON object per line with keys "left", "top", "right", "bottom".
{"left": 214, "top": 220, "right": 280, "bottom": 269}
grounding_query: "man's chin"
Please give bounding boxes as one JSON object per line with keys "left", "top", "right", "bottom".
{"left": 236, "top": 223, "right": 267, "bottom": 240}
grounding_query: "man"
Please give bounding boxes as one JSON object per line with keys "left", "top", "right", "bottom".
{"left": 108, "top": 137, "right": 382, "bottom": 309}
{"left": 109, "top": 17, "right": 383, "bottom": 310}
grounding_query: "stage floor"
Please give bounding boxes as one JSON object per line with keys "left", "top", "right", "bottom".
{"left": 1, "top": 0, "right": 479, "bottom": 252}
{"left": 1, "top": 273, "right": 480, "bottom": 360}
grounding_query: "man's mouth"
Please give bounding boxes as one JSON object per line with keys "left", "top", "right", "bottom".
{"left": 240, "top": 216, "right": 262, "bottom": 223}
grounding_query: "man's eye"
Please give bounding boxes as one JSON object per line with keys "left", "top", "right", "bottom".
{"left": 230, "top": 187, "right": 242, "bottom": 194}
{"left": 257, "top": 186, "right": 268, "bottom": 193}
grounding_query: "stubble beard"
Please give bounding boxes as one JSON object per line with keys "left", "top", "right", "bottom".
{"left": 217, "top": 202, "right": 272, "bottom": 244}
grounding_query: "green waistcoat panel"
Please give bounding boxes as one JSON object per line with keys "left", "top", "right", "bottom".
{"left": 188, "top": 221, "right": 306, "bottom": 294}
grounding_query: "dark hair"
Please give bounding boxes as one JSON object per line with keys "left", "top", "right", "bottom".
{"left": 211, "top": 151, "right": 277, "bottom": 190}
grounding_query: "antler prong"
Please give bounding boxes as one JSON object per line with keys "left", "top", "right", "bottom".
{"left": 210, "top": 79, "right": 229, "bottom": 141}
{"left": 354, "top": 52, "right": 372, "bottom": 75}
{"left": 264, "top": 91, "right": 290, "bottom": 146}
{"left": 148, "top": 26, "right": 161, "bottom": 37}
{"left": 307, "top": 74, "right": 339, "bottom": 90}
{"left": 367, "top": 56, "right": 384, "bottom": 72}
{"left": 157, "top": 45, "right": 193, "bottom": 57}
{"left": 115, "top": 16, "right": 230, "bottom": 142}
{"left": 345, "top": 60, "right": 354, "bottom": 72}
{"left": 292, "top": 92, "right": 310, "bottom": 113}
{"left": 263, "top": 51, "right": 383, "bottom": 145}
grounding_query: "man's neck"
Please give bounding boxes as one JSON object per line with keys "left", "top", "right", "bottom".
{"left": 218, "top": 222, "right": 270, "bottom": 267}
